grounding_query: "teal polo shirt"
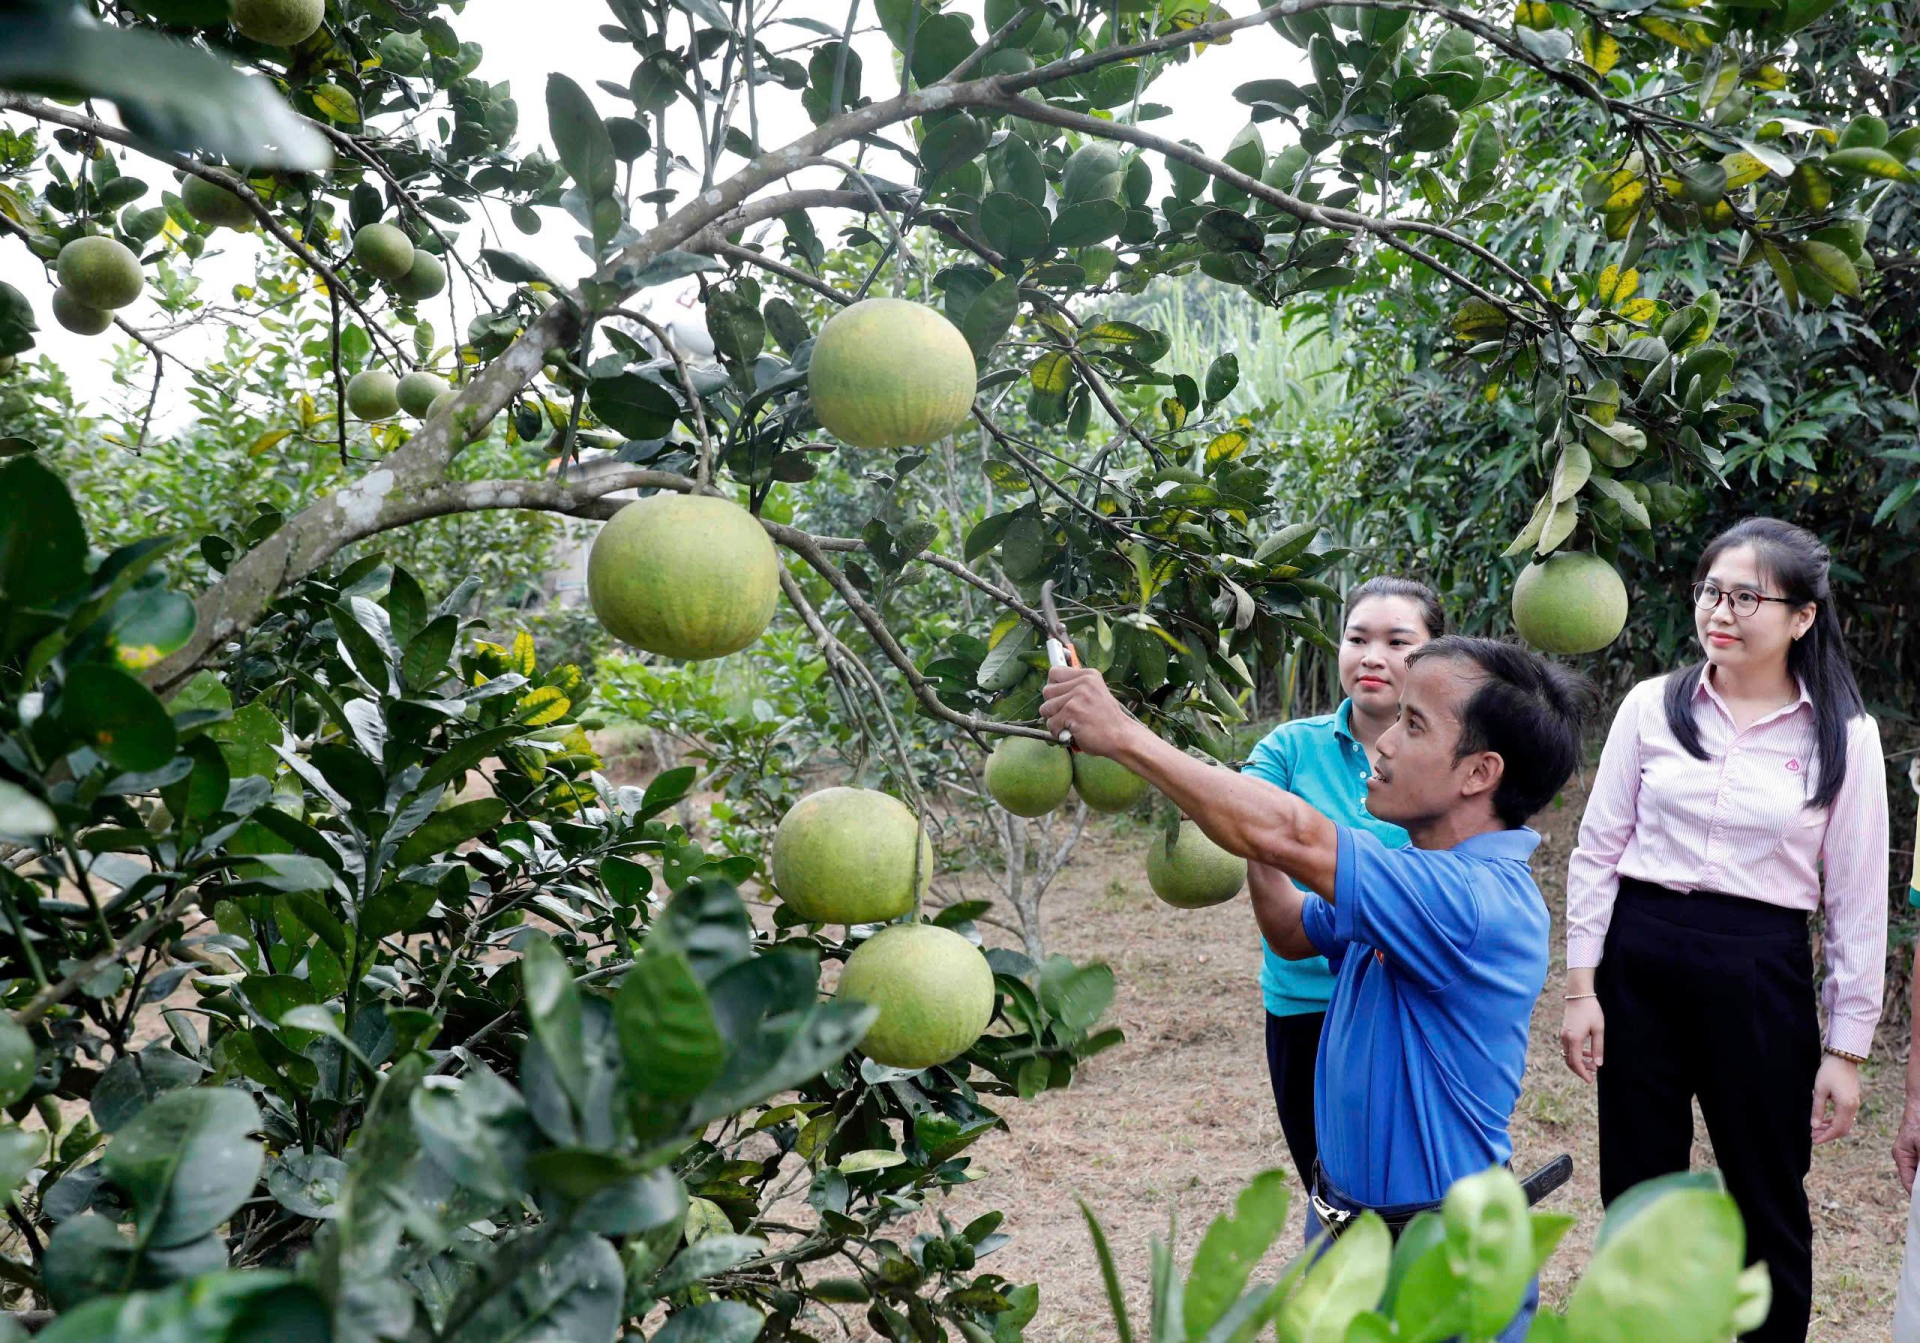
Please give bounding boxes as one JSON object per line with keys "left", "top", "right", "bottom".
{"left": 1242, "top": 701, "right": 1411, "bottom": 1017}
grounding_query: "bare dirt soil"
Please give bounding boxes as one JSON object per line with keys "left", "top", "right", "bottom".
{"left": 926, "top": 775, "right": 1909, "bottom": 1342}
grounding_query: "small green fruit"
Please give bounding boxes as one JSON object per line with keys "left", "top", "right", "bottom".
{"left": 352, "top": 223, "right": 415, "bottom": 283}
{"left": 232, "top": 0, "right": 324, "bottom": 45}
{"left": 346, "top": 369, "right": 401, "bottom": 420}
{"left": 180, "top": 174, "right": 255, "bottom": 230}
{"left": 396, "top": 371, "right": 449, "bottom": 418}
{"left": 0, "top": 356, "right": 14, "bottom": 375}
{"left": 56, "top": 236, "right": 144, "bottom": 310}
{"left": 837, "top": 923, "right": 995, "bottom": 1070}
{"left": 51, "top": 287, "right": 113, "bottom": 336}
{"left": 1073, "top": 754, "right": 1150, "bottom": 814}
{"left": 1147, "top": 821, "right": 1247, "bottom": 909}
{"left": 984, "top": 736, "right": 1073, "bottom": 818}
{"left": 771, "top": 787, "right": 932, "bottom": 925}
{"left": 390, "top": 250, "right": 446, "bottom": 301}
{"left": 1511, "top": 551, "right": 1629, "bottom": 655}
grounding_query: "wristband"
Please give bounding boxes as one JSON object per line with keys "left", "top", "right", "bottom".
{"left": 1563, "top": 992, "right": 1598, "bottom": 1001}
{"left": 1824, "top": 1045, "right": 1867, "bottom": 1065}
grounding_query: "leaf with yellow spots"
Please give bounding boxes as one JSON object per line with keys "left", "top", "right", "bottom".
{"left": 1205, "top": 430, "right": 1250, "bottom": 463}
{"left": 547, "top": 664, "right": 585, "bottom": 697}
{"left": 1029, "top": 351, "right": 1073, "bottom": 394}
{"left": 1603, "top": 174, "right": 1644, "bottom": 211}
{"left": 1515, "top": 1, "right": 1554, "bottom": 28}
{"left": 1700, "top": 199, "right": 1736, "bottom": 230}
{"left": 1719, "top": 151, "right": 1769, "bottom": 190}
{"left": 1603, "top": 205, "right": 1638, "bottom": 242}
{"left": 510, "top": 631, "right": 537, "bottom": 677}
{"left": 1633, "top": 16, "right": 1710, "bottom": 51}
{"left": 1160, "top": 398, "right": 1188, "bottom": 432}
{"left": 1596, "top": 265, "right": 1639, "bottom": 307}
{"left": 1452, "top": 297, "right": 1509, "bottom": 343}
{"left": 1579, "top": 25, "right": 1619, "bottom": 75}
{"left": 1621, "top": 297, "right": 1657, "bottom": 323}
{"left": 1085, "top": 321, "right": 1150, "bottom": 345}
{"left": 115, "top": 643, "right": 164, "bottom": 671}
{"left": 1746, "top": 65, "right": 1788, "bottom": 92}
{"left": 1482, "top": 378, "right": 1503, "bottom": 404}
{"left": 517, "top": 685, "right": 571, "bottom": 726}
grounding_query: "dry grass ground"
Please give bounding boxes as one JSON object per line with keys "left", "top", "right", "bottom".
{"left": 918, "top": 774, "right": 1908, "bottom": 1342}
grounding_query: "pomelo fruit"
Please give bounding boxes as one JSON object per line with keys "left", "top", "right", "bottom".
{"left": 346, "top": 369, "right": 400, "bottom": 420}
{"left": 837, "top": 923, "right": 994, "bottom": 1070}
{"left": 808, "top": 298, "right": 976, "bottom": 449}
{"left": 1073, "top": 754, "right": 1150, "bottom": 814}
{"left": 0, "top": 356, "right": 13, "bottom": 375}
{"left": 588, "top": 494, "right": 780, "bottom": 660}
{"left": 390, "top": 250, "right": 446, "bottom": 301}
{"left": 181, "top": 175, "right": 254, "bottom": 230}
{"left": 352, "top": 223, "right": 415, "bottom": 283}
{"left": 1512, "top": 551, "right": 1629, "bottom": 655}
{"left": 984, "top": 736, "right": 1072, "bottom": 817}
{"left": 1147, "top": 821, "right": 1247, "bottom": 909}
{"left": 396, "top": 371, "right": 449, "bottom": 418}
{"left": 771, "top": 787, "right": 932, "bottom": 925}
{"left": 233, "top": 0, "right": 324, "bottom": 45}
{"left": 51, "top": 288, "right": 113, "bottom": 336}
{"left": 56, "top": 236, "right": 144, "bottom": 310}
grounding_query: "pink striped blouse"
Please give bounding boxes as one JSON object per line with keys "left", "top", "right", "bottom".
{"left": 1566, "top": 671, "right": 1889, "bottom": 1058}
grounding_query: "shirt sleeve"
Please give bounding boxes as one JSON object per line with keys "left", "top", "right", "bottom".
{"left": 1565, "top": 680, "right": 1650, "bottom": 969}
{"left": 1817, "top": 714, "right": 1889, "bottom": 1058}
{"left": 1300, "top": 894, "right": 1346, "bottom": 967}
{"left": 1326, "top": 826, "right": 1482, "bottom": 991}
{"left": 1242, "top": 723, "right": 1294, "bottom": 790}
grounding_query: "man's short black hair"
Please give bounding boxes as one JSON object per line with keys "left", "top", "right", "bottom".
{"left": 1403, "top": 635, "right": 1597, "bottom": 828}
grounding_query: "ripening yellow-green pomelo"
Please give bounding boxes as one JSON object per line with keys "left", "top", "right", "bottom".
{"left": 587, "top": 494, "right": 780, "bottom": 660}
{"left": 352, "top": 223, "right": 415, "bottom": 283}
{"left": 837, "top": 923, "right": 995, "bottom": 1070}
{"left": 808, "top": 298, "right": 977, "bottom": 449}
{"left": 390, "top": 250, "right": 446, "bottom": 301}
{"left": 984, "top": 735, "right": 1073, "bottom": 818}
{"left": 181, "top": 175, "right": 255, "bottom": 230}
{"left": 1512, "top": 551, "right": 1629, "bottom": 655}
{"left": 1073, "top": 754, "right": 1150, "bottom": 814}
{"left": 232, "top": 0, "right": 324, "bottom": 44}
{"left": 346, "top": 369, "right": 400, "bottom": 420}
{"left": 51, "top": 288, "right": 113, "bottom": 336}
{"left": 1147, "top": 821, "right": 1247, "bottom": 909}
{"left": 397, "top": 371, "right": 449, "bottom": 418}
{"left": 56, "top": 236, "right": 144, "bottom": 310}
{"left": 772, "top": 787, "right": 932, "bottom": 925}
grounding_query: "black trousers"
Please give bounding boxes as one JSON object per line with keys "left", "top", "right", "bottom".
{"left": 1596, "top": 878, "right": 1821, "bottom": 1343}
{"left": 1265, "top": 1010, "right": 1324, "bottom": 1185}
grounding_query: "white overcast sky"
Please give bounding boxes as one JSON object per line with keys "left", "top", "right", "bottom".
{"left": 1, "top": 1, "right": 1306, "bottom": 422}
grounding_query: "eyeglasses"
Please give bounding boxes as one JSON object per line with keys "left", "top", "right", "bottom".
{"left": 1690, "top": 580, "right": 1794, "bottom": 618}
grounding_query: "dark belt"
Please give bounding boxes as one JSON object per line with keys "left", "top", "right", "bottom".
{"left": 1309, "top": 1154, "right": 1574, "bottom": 1242}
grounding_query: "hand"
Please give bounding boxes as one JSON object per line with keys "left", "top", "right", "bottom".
{"left": 1895, "top": 1102, "right": 1920, "bottom": 1192}
{"left": 1811, "top": 1053, "right": 1860, "bottom": 1145}
{"left": 1559, "top": 996, "right": 1605, "bottom": 1083}
{"left": 1039, "top": 665, "right": 1139, "bottom": 759}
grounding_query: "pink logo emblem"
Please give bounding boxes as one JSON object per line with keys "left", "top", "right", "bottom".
{"left": 1786, "top": 759, "right": 1801, "bottom": 772}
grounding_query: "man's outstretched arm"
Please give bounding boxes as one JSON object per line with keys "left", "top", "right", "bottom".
{"left": 1039, "top": 665, "right": 1339, "bottom": 899}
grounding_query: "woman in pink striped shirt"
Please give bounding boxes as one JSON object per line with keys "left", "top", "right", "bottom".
{"left": 1559, "top": 517, "right": 1888, "bottom": 1343}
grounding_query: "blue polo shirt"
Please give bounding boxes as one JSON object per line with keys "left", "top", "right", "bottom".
{"left": 1302, "top": 825, "right": 1548, "bottom": 1208}
{"left": 1243, "top": 702, "right": 1410, "bottom": 1017}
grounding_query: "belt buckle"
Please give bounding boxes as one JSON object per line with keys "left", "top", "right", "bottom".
{"left": 1310, "top": 1187, "right": 1355, "bottom": 1239}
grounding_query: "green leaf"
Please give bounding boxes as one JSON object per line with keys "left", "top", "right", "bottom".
{"left": 409, "top": 1064, "right": 532, "bottom": 1202}
{"left": 1823, "top": 145, "right": 1912, "bottom": 182}
{"left": 1205, "top": 353, "right": 1240, "bottom": 405}
{"left": 359, "top": 880, "right": 438, "bottom": 939}
{"left": 590, "top": 371, "right": 680, "bottom": 439}
{"left": 266, "top": 1150, "right": 346, "bottom": 1220}
{"left": 1563, "top": 1187, "right": 1746, "bottom": 1342}
{"left": 1585, "top": 475, "right": 1650, "bottom": 529}
{"left": 920, "top": 112, "right": 988, "bottom": 184}
{"left": 979, "top": 192, "right": 1050, "bottom": 260}
{"left": 650, "top": 1300, "right": 765, "bottom": 1343}
{"left": 1797, "top": 240, "right": 1861, "bottom": 299}
{"left": 616, "top": 946, "right": 727, "bottom": 1101}
{"left": 1080, "top": 1200, "right": 1135, "bottom": 1343}
{"left": 393, "top": 796, "right": 508, "bottom": 867}
{"left": 1442, "top": 1168, "right": 1532, "bottom": 1339}
{"left": 1184, "top": 1168, "right": 1290, "bottom": 1336}
{"left": 101, "top": 1088, "right": 263, "bottom": 1249}
{"left": 523, "top": 935, "right": 587, "bottom": 1115}
{"left": 1050, "top": 199, "right": 1124, "bottom": 248}
{"left": 0, "top": 780, "right": 56, "bottom": 840}
{"left": 63, "top": 664, "right": 178, "bottom": 771}
{"left": 1280, "top": 1213, "right": 1390, "bottom": 1342}
{"left": 652, "top": 1234, "right": 766, "bottom": 1296}
{"left": 546, "top": 74, "right": 617, "bottom": 198}
{"left": 0, "top": 281, "right": 37, "bottom": 358}
{"left": 91, "top": 1045, "right": 202, "bottom": 1132}
{"left": 445, "top": 1230, "right": 626, "bottom": 1343}
{"left": 0, "top": 455, "right": 88, "bottom": 603}
{"left": 961, "top": 274, "right": 1021, "bottom": 362}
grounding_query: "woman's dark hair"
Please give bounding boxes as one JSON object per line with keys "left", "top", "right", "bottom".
{"left": 1345, "top": 576, "right": 1445, "bottom": 639}
{"left": 1663, "top": 517, "right": 1862, "bottom": 809}
{"left": 1406, "top": 636, "right": 1597, "bottom": 827}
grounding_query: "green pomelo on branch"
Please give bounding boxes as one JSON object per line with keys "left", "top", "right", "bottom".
{"left": 352, "top": 223, "right": 415, "bottom": 283}
{"left": 836, "top": 923, "right": 995, "bottom": 1070}
{"left": 346, "top": 369, "right": 400, "bottom": 420}
{"left": 771, "top": 787, "right": 932, "bottom": 925}
{"left": 1072, "top": 754, "right": 1150, "bottom": 814}
{"left": 56, "top": 236, "right": 144, "bottom": 310}
{"left": 587, "top": 493, "right": 780, "bottom": 660}
{"left": 1511, "top": 551, "right": 1629, "bottom": 655}
{"left": 1147, "top": 821, "right": 1247, "bottom": 909}
{"left": 390, "top": 250, "right": 447, "bottom": 301}
{"left": 180, "top": 175, "right": 255, "bottom": 230}
{"left": 807, "top": 298, "right": 977, "bottom": 449}
{"left": 396, "top": 371, "right": 449, "bottom": 418}
{"left": 231, "top": 0, "right": 324, "bottom": 45}
{"left": 51, "top": 288, "right": 112, "bottom": 336}
{"left": 984, "top": 736, "right": 1073, "bottom": 817}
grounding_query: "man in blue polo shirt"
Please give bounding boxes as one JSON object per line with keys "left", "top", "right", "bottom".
{"left": 1040, "top": 635, "right": 1594, "bottom": 1342}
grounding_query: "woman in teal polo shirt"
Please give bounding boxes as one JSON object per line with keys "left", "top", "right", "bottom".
{"left": 1242, "top": 576, "right": 1444, "bottom": 1182}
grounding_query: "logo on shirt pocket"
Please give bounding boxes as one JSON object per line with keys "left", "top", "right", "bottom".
{"left": 1786, "top": 759, "right": 1801, "bottom": 773}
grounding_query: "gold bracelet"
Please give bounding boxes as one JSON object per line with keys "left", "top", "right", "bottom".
{"left": 1824, "top": 1045, "right": 1867, "bottom": 1065}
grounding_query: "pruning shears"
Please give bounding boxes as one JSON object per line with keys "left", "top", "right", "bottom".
{"left": 1039, "top": 579, "right": 1079, "bottom": 748}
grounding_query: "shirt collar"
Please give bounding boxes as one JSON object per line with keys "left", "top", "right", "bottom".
{"left": 1333, "top": 698, "right": 1358, "bottom": 745}
{"left": 1450, "top": 827, "right": 1542, "bottom": 862}
{"left": 1695, "top": 666, "right": 1813, "bottom": 726}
